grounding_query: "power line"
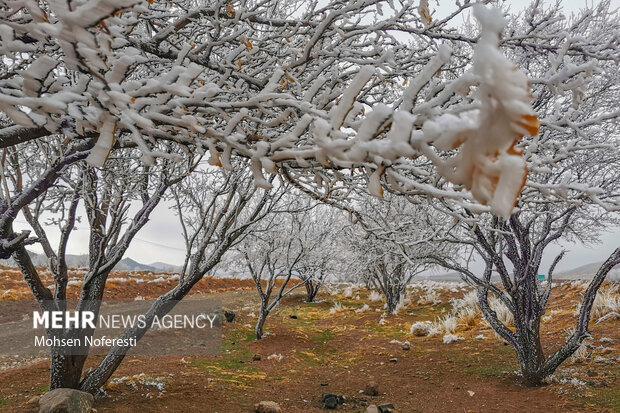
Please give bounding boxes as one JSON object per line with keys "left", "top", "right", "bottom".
{"left": 132, "top": 237, "right": 186, "bottom": 251}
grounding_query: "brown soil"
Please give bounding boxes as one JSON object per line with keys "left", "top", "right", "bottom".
{"left": 0, "top": 270, "right": 617, "bottom": 413}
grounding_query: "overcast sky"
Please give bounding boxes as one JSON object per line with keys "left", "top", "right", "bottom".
{"left": 13, "top": 0, "right": 620, "bottom": 273}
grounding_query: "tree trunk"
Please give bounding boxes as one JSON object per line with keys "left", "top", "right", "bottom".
{"left": 50, "top": 352, "right": 85, "bottom": 390}
{"left": 516, "top": 324, "right": 545, "bottom": 387}
{"left": 384, "top": 283, "right": 404, "bottom": 314}
{"left": 305, "top": 280, "right": 319, "bottom": 303}
{"left": 255, "top": 310, "right": 268, "bottom": 339}
{"left": 504, "top": 286, "right": 546, "bottom": 387}
{"left": 520, "top": 365, "right": 544, "bottom": 387}
{"left": 79, "top": 294, "right": 182, "bottom": 393}
{"left": 478, "top": 286, "right": 547, "bottom": 387}
{"left": 385, "top": 292, "right": 397, "bottom": 313}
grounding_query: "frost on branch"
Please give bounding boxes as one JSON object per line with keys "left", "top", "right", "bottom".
{"left": 0, "top": 1, "right": 537, "bottom": 216}
{"left": 422, "top": 5, "right": 539, "bottom": 217}
{"left": 417, "top": 0, "right": 432, "bottom": 26}
{"left": 308, "top": 5, "right": 538, "bottom": 217}
{"left": 85, "top": 117, "right": 116, "bottom": 167}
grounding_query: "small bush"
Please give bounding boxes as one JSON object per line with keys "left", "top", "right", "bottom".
{"left": 410, "top": 321, "right": 432, "bottom": 337}
{"left": 329, "top": 302, "right": 345, "bottom": 314}
{"left": 417, "top": 289, "right": 442, "bottom": 305}
{"left": 451, "top": 290, "right": 478, "bottom": 313}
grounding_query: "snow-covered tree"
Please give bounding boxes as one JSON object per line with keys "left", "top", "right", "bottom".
{"left": 0, "top": 136, "right": 188, "bottom": 389}
{"left": 241, "top": 227, "right": 289, "bottom": 338}
{"left": 418, "top": 0, "right": 620, "bottom": 386}
{"left": 344, "top": 194, "right": 447, "bottom": 313}
{"left": 235, "top": 195, "right": 332, "bottom": 338}
{"left": 2, "top": 0, "right": 605, "bottom": 395}
{"left": 0, "top": 0, "right": 541, "bottom": 218}
{"left": 80, "top": 162, "right": 282, "bottom": 392}
{"left": 293, "top": 204, "right": 345, "bottom": 303}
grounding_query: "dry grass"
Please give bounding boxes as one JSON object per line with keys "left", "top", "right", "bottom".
{"left": 587, "top": 285, "right": 619, "bottom": 321}
{"left": 489, "top": 297, "right": 514, "bottom": 326}
{"left": 368, "top": 291, "right": 382, "bottom": 302}
{"left": 417, "top": 289, "right": 442, "bottom": 305}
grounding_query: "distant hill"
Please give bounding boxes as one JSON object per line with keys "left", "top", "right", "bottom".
{"left": 1, "top": 250, "right": 616, "bottom": 282}
{"left": 114, "top": 257, "right": 157, "bottom": 272}
{"left": 556, "top": 261, "right": 620, "bottom": 282}
{"left": 149, "top": 261, "right": 183, "bottom": 273}
{"left": 418, "top": 272, "right": 466, "bottom": 283}
{"left": 418, "top": 271, "right": 502, "bottom": 283}
{"left": 555, "top": 262, "right": 602, "bottom": 280}
{"left": 0, "top": 250, "right": 89, "bottom": 268}
{"left": 419, "top": 261, "right": 620, "bottom": 283}
{"left": 1, "top": 251, "right": 182, "bottom": 274}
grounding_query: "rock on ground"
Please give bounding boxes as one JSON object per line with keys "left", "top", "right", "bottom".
{"left": 377, "top": 403, "right": 398, "bottom": 413}
{"left": 38, "top": 388, "right": 94, "bottom": 413}
{"left": 364, "top": 381, "right": 379, "bottom": 396}
{"left": 321, "top": 393, "right": 344, "bottom": 409}
{"left": 224, "top": 310, "right": 236, "bottom": 322}
{"left": 27, "top": 396, "right": 40, "bottom": 405}
{"left": 254, "top": 401, "right": 282, "bottom": 413}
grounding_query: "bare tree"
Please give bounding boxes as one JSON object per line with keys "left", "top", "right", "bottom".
{"left": 418, "top": 1, "right": 620, "bottom": 386}
{"left": 345, "top": 195, "right": 445, "bottom": 313}
{"left": 80, "top": 162, "right": 281, "bottom": 393}
{"left": 0, "top": 139, "right": 280, "bottom": 392}
{"left": 3, "top": 142, "right": 187, "bottom": 389}
{"left": 424, "top": 209, "right": 619, "bottom": 386}
{"left": 293, "top": 205, "right": 344, "bottom": 303}
{"left": 236, "top": 199, "right": 315, "bottom": 339}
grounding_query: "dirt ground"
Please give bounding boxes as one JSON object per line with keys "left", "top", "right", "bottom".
{"left": 0, "top": 268, "right": 618, "bottom": 412}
